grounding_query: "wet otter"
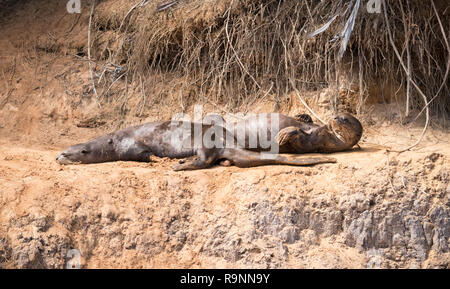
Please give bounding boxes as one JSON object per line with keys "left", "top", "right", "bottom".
{"left": 276, "top": 113, "right": 363, "bottom": 153}
{"left": 56, "top": 113, "right": 362, "bottom": 170}
{"left": 56, "top": 120, "right": 337, "bottom": 170}
{"left": 228, "top": 112, "right": 362, "bottom": 153}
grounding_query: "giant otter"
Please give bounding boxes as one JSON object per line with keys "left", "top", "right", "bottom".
{"left": 228, "top": 112, "right": 362, "bottom": 153}
{"left": 275, "top": 113, "right": 363, "bottom": 153}
{"left": 56, "top": 120, "right": 337, "bottom": 170}
{"left": 56, "top": 113, "right": 362, "bottom": 170}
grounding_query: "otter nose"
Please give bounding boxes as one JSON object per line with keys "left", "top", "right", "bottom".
{"left": 56, "top": 152, "right": 66, "bottom": 160}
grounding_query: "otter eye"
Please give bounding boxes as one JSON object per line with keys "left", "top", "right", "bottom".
{"left": 108, "top": 139, "right": 113, "bottom": 144}
{"left": 81, "top": 150, "right": 89, "bottom": 154}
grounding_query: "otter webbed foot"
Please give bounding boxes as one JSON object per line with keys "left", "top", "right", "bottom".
{"left": 172, "top": 153, "right": 215, "bottom": 171}
{"left": 172, "top": 159, "right": 212, "bottom": 171}
{"left": 177, "top": 155, "right": 199, "bottom": 164}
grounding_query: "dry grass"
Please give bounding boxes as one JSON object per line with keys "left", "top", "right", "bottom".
{"left": 87, "top": 0, "right": 448, "bottom": 122}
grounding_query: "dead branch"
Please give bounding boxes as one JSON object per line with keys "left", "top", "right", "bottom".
{"left": 119, "top": 0, "right": 148, "bottom": 31}
{"left": 88, "top": 0, "right": 101, "bottom": 108}
{"left": 412, "top": 0, "right": 450, "bottom": 122}
{"left": 157, "top": 1, "right": 178, "bottom": 12}
{"left": 289, "top": 78, "right": 326, "bottom": 125}
{"left": 383, "top": 0, "right": 429, "bottom": 153}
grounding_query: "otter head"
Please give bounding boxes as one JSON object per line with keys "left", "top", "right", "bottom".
{"left": 330, "top": 113, "right": 363, "bottom": 148}
{"left": 56, "top": 134, "right": 118, "bottom": 164}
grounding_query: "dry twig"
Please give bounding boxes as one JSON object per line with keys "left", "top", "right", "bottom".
{"left": 88, "top": 0, "right": 101, "bottom": 108}
{"left": 383, "top": 0, "right": 429, "bottom": 153}
{"left": 289, "top": 78, "right": 326, "bottom": 125}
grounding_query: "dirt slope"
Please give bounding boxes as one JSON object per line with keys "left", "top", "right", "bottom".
{"left": 0, "top": 0, "right": 448, "bottom": 268}
{"left": 0, "top": 125, "right": 448, "bottom": 268}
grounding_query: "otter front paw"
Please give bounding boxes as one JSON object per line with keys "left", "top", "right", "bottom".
{"left": 276, "top": 126, "right": 301, "bottom": 146}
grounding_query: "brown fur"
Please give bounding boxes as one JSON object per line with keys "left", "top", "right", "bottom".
{"left": 275, "top": 113, "right": 363, "bottom": 153}
{"left": 229, "top": 113, "right": 363, "bottom": 153}
{"left": 56, "top": 119, "right": 338, "bottom": 170}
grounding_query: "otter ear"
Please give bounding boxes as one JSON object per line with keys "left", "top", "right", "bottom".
{"left": 108, "top": 138, "right": 113, "bottom": 144}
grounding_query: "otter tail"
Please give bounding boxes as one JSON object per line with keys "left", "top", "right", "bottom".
{"left": 221, "top": 148, "right": 336, "bottom": 168}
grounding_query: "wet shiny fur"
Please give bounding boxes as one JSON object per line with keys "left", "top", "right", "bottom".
{"left": 56, "top": 113, "right": 362, "bottom": 170}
